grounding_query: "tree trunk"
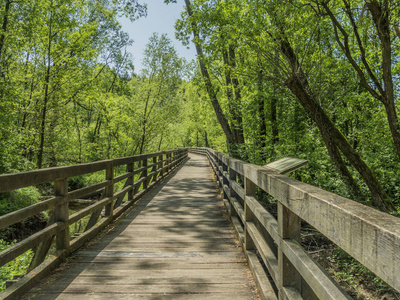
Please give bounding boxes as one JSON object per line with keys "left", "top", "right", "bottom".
{"left": 256, "top": 65, "right": 267, "bottom": 161}
{"left": 280, "top": 39, "right": 394, "bottom": 211}
{"left": 184, "top": 0, "right": 235, "bottom": 147}
{"left": 323, "top": 1, "right": 400, "bottom": 160}
{"left": 271, "top": 95, "right": 278, "bottom": 145}
{"left": 320, "top": 126, "right": 362, "bottom": 200}
{"left": 158, "top": 131, "right": 163, "bottom": 151}
{"left": 367, "top": 0, "right": 400, "bottom": 159}
{"left": 37, "top": 27, "right": 52, "bottom": 169}
{"left": 0, "top": 0, "right": 11, "bottom": 76}
{"left": 228, "top": 46, "right": 245, "bottom": 145}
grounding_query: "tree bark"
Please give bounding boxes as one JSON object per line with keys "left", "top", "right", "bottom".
{"left": 38, "top": 15, "right": 53, "bottom": 169}
{"left": 228, "top": 46, "right": 245, "bottom": 144}
{"left": 271, "top": 95, "right": 278, "bottom": 146}
{"left": 322, "top": 1, "right": 400, "bottom": 160}
{"left": 256, "top": 61, "right": 267, "bottom": 161}
{"left": 184, "top": 0, "right": 235, "bottom": 147}
{"left": 0, "top": 0, "right": 11, "bottom": 76}
{"left": 367, "top": 0, "right": 400, "bottom": 159}
{"left": 280, "top": 39, "right": 394, "bottom": 211}
{"left": 205, "top": 130, "right": 209, "bottom": 148}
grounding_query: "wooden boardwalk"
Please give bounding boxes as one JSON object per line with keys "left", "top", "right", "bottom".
{"left": 24, "top": 153, "right": 259, "bottom": 300}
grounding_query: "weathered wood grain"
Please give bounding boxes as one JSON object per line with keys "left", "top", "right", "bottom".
{"left": 23, "top": 154, "right": 259, "bottom": 300}
{"left": 209, "top": 147, "right": 400, "bottom": 296}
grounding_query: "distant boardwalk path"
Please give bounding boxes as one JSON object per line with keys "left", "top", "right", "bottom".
{"left": 24, "top": 153, "right": 258, "bottom": 300}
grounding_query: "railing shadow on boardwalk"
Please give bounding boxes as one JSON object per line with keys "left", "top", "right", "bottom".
{"left": 0, "top": 149, "right": 189, "bottom": 300}
{"left": 23, "top": 154, "right": 255, "bottom": 299}
{"left": 25, "top": 160, "right": 189, "bottom": 299}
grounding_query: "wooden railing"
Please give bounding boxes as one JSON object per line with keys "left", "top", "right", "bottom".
{"left": 189, "top": 147, "right": 400, "bottom": 300}
{"left": 0, "top": 148, "right": 188, "bottom": 299}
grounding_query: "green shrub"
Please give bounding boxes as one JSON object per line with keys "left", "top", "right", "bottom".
{"left": 0, "top": 240, "right": 33, "bottom": 292}
{"left": 0, "top": 187, "right": 41, "bottom": 216}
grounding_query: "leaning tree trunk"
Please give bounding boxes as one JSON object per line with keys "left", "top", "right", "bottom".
{"left": 184, "top": 0, "right": 235, "bottom": 150}
{"left": 280, "top": 39, "right": 394, "bottom": 212}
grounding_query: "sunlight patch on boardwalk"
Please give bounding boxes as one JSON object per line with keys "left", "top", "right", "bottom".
{"left": 24, "top": 153, "right": 259, "bottom": 300}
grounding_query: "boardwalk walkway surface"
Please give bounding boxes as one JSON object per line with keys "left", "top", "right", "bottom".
{"left": 23, "top": 153, "right": 259, "bottom": 300}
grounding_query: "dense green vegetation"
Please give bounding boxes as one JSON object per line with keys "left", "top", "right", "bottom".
{"left": 2, "top": 0, "right": 396, "bottom": 214}
{"left": 0, "top": 0, "right": 399, "bottom": 297}
{"left": 165, "top": 0, "right": 400, "bottom": 214}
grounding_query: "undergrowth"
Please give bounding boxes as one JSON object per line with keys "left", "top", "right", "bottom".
{"left": 0, "top": 240, "right": 33, "bottom": 292}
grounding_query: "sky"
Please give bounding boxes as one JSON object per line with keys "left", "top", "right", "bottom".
{"left": 118, "top": 1, "right": 197, "bottom": 74}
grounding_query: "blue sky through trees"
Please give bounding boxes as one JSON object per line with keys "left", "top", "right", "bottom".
{"left": 119, "top": 1, "right": 197, "bottom": 73}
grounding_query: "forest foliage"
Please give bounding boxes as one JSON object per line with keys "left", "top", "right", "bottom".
{"left": 0, "top": 0, "right": 399, "bottom": 297}
{"left": 166, "top": 0, "right": 400, "bottom": 213}
{"left": 0, "top": 0, "right": 399, "bottom": 214}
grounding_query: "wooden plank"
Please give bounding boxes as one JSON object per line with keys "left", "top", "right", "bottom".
{"left": 0, "top": 223, "right": 61, "bottom": 268}
{"left": 68, "top": 181, "right": 109, "bottom": 199}
{"left": 113, "top": 184, "right": 131, "bottom": 208}
{"left": 281, "top": 239, "right": 351, "bottom": 300}
{"left": 242, "top": 162, "right": 400, "bottom": 292}
{"left": 60, "top": 261, "right": 248, "bottom": 270}
{"left": 278, "top": 202, "right": 301, "bottom": 296}
{"left": 22, "top": 293, "right": 255, "bottom": 300}
{"left": 0, "top": 161, "right": 109, "bottom": 192}
{"left": 264, "top": 157, "right": 308, "bottom": 174}
{"left": 28, "top": 212, "right": 56, "bottom": 272}
{"left": 230, "top": 196, "right": 245, "bottom": 223}
{"left": 55, "top": 178, "right": 69, "bottom": 251}
{"left": 69, "top": 197, "right": 112, "bottom": 226}
{"left": 280, "top": 286, "right": 302, "bottom": 300}
{"left": 0, "top": 196, "right": 65, "bottom": 230}
{"left": 104, "top": 162, "right": 113, "bottom": 217}
{"left": 53, "top": 268, "right": 252, "bottom": 278}
{"left": 32, "top": 283, "right": 254, "bottom": 294}
{"left": 245, "top": 195, "right": 278, "bottom": 243}
{"left": 247, "top": 222, "right": 278, "bottom": 283}
{"left": 231, "top": 180, "right": 245, "bottom": 201}
{"left": 113, "top": 172, "right": 132, "bottom": 184}
{"left": 246, "top": 250, "right": 277, "bottom": 300}
{"left": 22, "top": 153, "right": 259, "bottom": 300}
{"left": 1, "top": 250, "right": 67, "bottom": 300}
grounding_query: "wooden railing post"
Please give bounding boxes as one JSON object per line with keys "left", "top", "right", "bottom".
{"left": 105, "top": 161, "right": 114, "bottom": 217}
{"left": 278, "top": 202, "right": 301, "bottom": 298}
{"left": 217, "top": 153, "right": 222, "bottom": 188}
{"left": 166, "top": 153, "right": 170, "bottom": 173}
{"left": 127, "top": 159, "right": 134, "bottom": 201}
{"left": 172, "top": 150, "right": 176, "bottom": 168}
{"left": 54, "top": 178, "right": 69, "bottom": 251}
{"left": 159, "top": 153, "right": 164, "bottom": 177}
{"left": 244, "top": 177, "right": 256, "bottom": 251}
{"left": 143, "top": 158, "right": 148, "bottom": 190}
{"left": 222, "top": 159, "right": 229, "bottom": 201}
{"left": 151, "top": 155, "right": 157, "bottom": 183}
{"left": 228, "top": 166, "right": 237, "bottom": 218}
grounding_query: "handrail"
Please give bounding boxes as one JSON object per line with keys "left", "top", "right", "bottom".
{"left": 0, "top": 148, "right": 188, "bottom": 300}
{"left": 188, "top": 147, "right": 400, "bottom": 300}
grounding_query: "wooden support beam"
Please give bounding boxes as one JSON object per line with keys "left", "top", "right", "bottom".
{"left": 142, "top": 158, "right": 148, "bottom": 190}
{"left": 54, "top": 178, "right": 69, "bottom": 251}
{"left": 128, "top": 160, "right": 134, "bottom": 201}
{"left": 244, "top": 178, "right": 257, "bottom": 251}
{"left": 104, "top": 161, "right": 114, "bottom": 217}
{"left": 278, "top": 203, "right": 301, "bottom": 298}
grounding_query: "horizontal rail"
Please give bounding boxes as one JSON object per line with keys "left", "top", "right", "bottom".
{"left": 0, "top": 148, "right": 188, "bottom": 299}
{"left": 189, "top": 147, "right": 400, "bottom": 300}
